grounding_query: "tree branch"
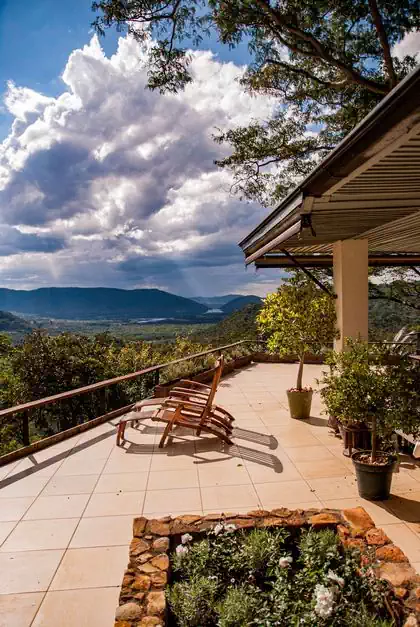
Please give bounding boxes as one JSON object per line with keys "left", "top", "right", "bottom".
{"left": 253, "top": 0, "right": 389, "bottom": 95}
{"left": 265, "top": 58, "right": 348, "bottom": 89}
{"left": 368, "top": 0, "right": 397, "bottom": 87}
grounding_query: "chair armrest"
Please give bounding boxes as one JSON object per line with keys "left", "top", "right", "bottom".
{"left": 178, "top": 380, "right": 211, "bottom": 391}
{"left": 171, "top": 388, "right": 208, "bottom": 399}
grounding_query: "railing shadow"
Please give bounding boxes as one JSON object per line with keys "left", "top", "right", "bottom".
{"left": 0, "top": 426, "right": 117, "bottom": 488}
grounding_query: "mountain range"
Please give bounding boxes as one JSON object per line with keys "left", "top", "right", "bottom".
{"left": 0, "top": 288, "right": 261, "bottom": 320}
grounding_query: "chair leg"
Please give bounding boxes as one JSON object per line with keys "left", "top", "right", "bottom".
{"left": 159, "top": 421, "right": 173, "bottom": 448}
{"left": 116, "top": 422, "right": 125, "bottom": 446}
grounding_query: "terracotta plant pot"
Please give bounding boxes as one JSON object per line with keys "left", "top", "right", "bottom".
{"left": 352, "top": 450, "right": 397, "bottom": 500}
{"left": 287, "top": 389, "right": 313, "bottom": 420}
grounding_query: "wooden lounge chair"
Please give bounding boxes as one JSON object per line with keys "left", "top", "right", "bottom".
{"left": 116, "top": 355, "right": 234, "bottom": 447}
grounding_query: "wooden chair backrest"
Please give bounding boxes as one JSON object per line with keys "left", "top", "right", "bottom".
{"left": 199, "top": 354, "right": 224, "bottom": 425}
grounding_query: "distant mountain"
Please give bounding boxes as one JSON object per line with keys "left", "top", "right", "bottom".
{"left": 0, "top": 310, "right": 32, "bottom": 332}
{"left": 0, "top": 288, "right": 207, "bottom": 320}
{"left": 193, "top": 294, "right": 261, "bottom": 309}
{"left": 221, "top": 295, "right": 262, "bottom": 314}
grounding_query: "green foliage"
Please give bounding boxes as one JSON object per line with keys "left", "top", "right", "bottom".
{"left": 320, "top": 339, "right": 420, "bottom": 458}
{"left": 167, "top": 576, "right": 219, "bottom": 626}
{"left": 168, "top": 526, "right": 397, "bottom": 627}
{"left": 258, "top": 276, "right": 336, "bottom": 389}
{"left": 93, "top": 0, "right": 420, "bottom": 205}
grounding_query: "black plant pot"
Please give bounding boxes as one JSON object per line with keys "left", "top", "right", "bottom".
{"left": 352, "top": 451, "right": 397, "bottom": 501}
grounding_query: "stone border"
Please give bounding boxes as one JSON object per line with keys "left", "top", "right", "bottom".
{"left": 115, "top": 507, "right": 420, "bottom": 627}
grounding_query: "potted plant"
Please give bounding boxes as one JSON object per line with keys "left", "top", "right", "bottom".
{"left": 320, "top": 344, "right": 373, "bottom": 453}
{"left": 257, "top": 276, "right": 336, "bottom": 419}
{"left": 321, "top": 339, "right": 420, "bottom": 500}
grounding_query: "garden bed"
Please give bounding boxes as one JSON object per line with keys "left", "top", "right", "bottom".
{"left": 115, "top": 508, "right": 420, "bottom": 627}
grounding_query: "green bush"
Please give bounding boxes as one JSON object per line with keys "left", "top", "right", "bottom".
{"left": 167, "top": 575, "right": 218, "bottom": 626}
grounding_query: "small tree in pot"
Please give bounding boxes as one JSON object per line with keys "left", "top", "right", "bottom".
{"left": 257, "top": 276, "right": 336, "bottom": 419}
{"left": 321, "top": 339, "right": 420, "bottom": 500}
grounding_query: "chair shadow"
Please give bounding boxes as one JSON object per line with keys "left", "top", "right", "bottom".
{"left": 385, "top": 493, "right": 420, "bottom": 524}
{"left": 233, "top": 427, "right": 278, "bottom": 450}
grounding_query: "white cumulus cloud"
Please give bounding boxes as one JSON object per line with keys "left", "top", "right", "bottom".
{"left": 0, "top": 33, "right": 281, "bottom": 296}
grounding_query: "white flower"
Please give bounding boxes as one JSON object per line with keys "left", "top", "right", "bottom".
{"left": 230, "top": 578, "right": 235, "bottom": 583}
{"left": 176, "top": 544, "right": 189, "bottom": 557}
{"left": 314, "top": 584, "right": 335, "bottom": 618}
{"left": 279, "top": 555, "right": 293, "bottom": 568}
{"left": 327, "top": 570, "right": 344, "bottom": 588}
{"left": 208, "top": 575, "right": 218, "bottom": 581}
{"left": 213, "top": 523, "right": 224, "bottom": 536}
{"left": 181, "top": 533, "right": 193, "bottom": 544}
{"left": 224, "top": 524, "right": 237, "bottom": 533}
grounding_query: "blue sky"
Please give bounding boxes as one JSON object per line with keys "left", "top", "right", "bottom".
{"left": 0, "top": 0, "right": 250, "bottom": 140}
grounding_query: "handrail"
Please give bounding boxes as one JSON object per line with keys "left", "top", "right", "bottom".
{"left": 0, "top": 339, "right": 254, "bottom": 420}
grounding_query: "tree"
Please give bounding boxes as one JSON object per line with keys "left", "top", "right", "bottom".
{"left": 92, "top": 0, "right": 420, "bottom": 206}
{"left": 257, "top": 276, "right": 336, "bottom": 390}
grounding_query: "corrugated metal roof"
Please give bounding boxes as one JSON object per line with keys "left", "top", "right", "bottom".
{"left": 240, "top": 64, "right": 420, "bottom": 267}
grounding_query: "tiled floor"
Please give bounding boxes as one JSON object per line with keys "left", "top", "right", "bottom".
{"left": 1, "top": 362, "right": 420, "bottom": 626}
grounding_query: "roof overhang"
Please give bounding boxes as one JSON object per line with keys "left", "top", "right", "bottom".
{"left": 240, "top": 65, "right": 420, "bottom": 269}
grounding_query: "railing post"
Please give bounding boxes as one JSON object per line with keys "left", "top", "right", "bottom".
{"left": 22, "top": 411, "right": 30, "bottom": 447}
{"left": 416, "top": 331, "right": 420, "bottom": 355}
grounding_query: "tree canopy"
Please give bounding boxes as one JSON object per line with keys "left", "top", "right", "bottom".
{"left": 93, "top": 0, "right": 420, "bottom": 205}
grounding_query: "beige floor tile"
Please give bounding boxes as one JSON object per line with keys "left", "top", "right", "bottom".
{"left": 198, "top": 464, "right": 251, "bottom": 487}
{"left": 55, "top": 457, "right": 106, "bottom": 476}
{"left": 149, "top": 453, "right": 197, "bottom": 472}
{"left": 103, "top": 454, "right": 152, "bottom": 474}
{"left": 294, "top": 458, "right": 349, "bottom": 480}
{"left": 0, "top": 461, "right": 20, "bottom": 481}
{"left": 23, "top": 494, "right": 90, "bottom": 521}
{"left": 246, "top": 460, "right": 302, "bottom": 484}
{"left": 284, "top": 446, "right": 335, "bottom": 463}
{"left": 0, "top": 521, "right": 16, "bottom": 545}
{"left": 31, "top": 587, "right": 120, "bottom": 627}
{"left": 148, "top": 468, "right": 199, "bottom": 491}
{"left": 306, "top": 476, "right": 359, "bottom": 501}
{"left": 0, "top": 592, "right": 44, "bottom": 627}
{"left": 390, "top": 472, "right": 420, "bottom": 495}
{"left": 8, "top": 458, "right": 64, "bottom": 479}
{"left": 201, "top": 484, "right": 260, "bottom": 511}
{"left": 0, "top": 476, "right": 49, "bottom": 499}
{"left": 1, "top": 518, "right": 79, "bottom": 552}
{"left": 381, "top": 523, "right": 420, "bottom": 563}
{"left": 50, "top": 545, "right": 128, "bottom": 590}
{"left": 42, "top": 474, "right": 98, "bottom": 496}
{"left": 0, "top": 497, "right": 35, "bottom": 522}
{"left": 270, "top": 429, "right": 320, "bottom": 448}
{"left": 70, "top": 515, "right": 133, "bottom": 548}
{"left": 84, "top": 491, "right": 144, "bottom": 517}
{"left": 143, "top": 487, "right": 201, "bottom": 514}
{"left": 0, "top": 549, "right": 64, "bottom": 593}
{"left": 94, "top": 472, "right": 148, "bottom": 494}
{"left": 255, "top": 480, "right": 316, "bottom": 507}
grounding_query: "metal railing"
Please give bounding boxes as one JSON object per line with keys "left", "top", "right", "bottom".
{"left": 0, "top": 340, "right": 256, "bottom": 461}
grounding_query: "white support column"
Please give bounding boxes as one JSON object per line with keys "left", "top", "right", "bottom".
{"left": 333, "top": 239, "right": 369, "bottom": 351}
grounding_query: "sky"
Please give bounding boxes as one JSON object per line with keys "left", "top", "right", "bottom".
{"left": 0, "top": 2, "right": 419, "bottom": 298}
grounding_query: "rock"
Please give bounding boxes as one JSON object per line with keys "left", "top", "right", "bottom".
{"left": 262, "top": 517, "right": 288, "bottom": 527}
{"left": 247, "top": 509, "right": 269, "bottom": 517}
{"left": 137, "top": 552, "right": 154, "bottom": 564}
{"left": 175, "top": 514, "right": 201, "bottom": 524}
{"left": 134, "top": 592, "right": 146, "bottom": 601}
{"left": 131, "top": 538, "right": 150, "bottom": 556}
{"left": 343, "top": 507, "right": 375, "bottom": 536}
{"left": 146, "top": 520, "right": 170, "bottom": 536}
{"left": 147, "top": 591, "right": 166, "bottom": 616}
{"left": 337, "top": 524, "right": 350, "bottom": 539}
{"left": 310, "top": 512, "right": 340, "bottom": 527}
{"left": 394, "top": 587, "right": 408, "bottom": 599}
{"left": 139, "top": 562, "right": 159, "bottom": 574}
{"left": 271, "top": 508, "right": 292, "bottom": 518}
{"left": 403, "top": 614, "right": 419, "bottom": 627}
{"left": 375, "top": 544, "right": 408, "bottom": 563}
{"left": 203, "top": 513, "right": 223, "bottom": 521}
{"left": 132, "top": 575, "right": 151, "bottom": 591}
{"left": 286, "top": 514, "right": 307, "bottom": 527}
{"left": 377, "top": 562, "right": 415, "bottom": 587}
{"left": 152, "top": 537, "right": 170, "bottom": 553}
{"left": 151, "top": 570, "right": 167, "bottom": 588}
{"left": 344, "top": 538, "right": 366, "bottom": 551}
{"left": 122, "top": 575, "right": 134, "bottom": 587}
{"left": 365, "top": 528, "right": 390, "bottom": 546}
{"left": 133, "top": 517, "right": 147, "bottom": 537}
{"left": 115, "top": 622, "right": 132, "bottom": 627}
{"left": 415, "top": 587, "right": 420, "bottom": 599}
{"left": 140, "top": 617, "right": 163, "bottom": 626}
{"left": 151, "top": 554, "right": 169, "bottom": 571}
{"left": 222, "top": 517, "right": 254, "bottom": 529}
{"left": 115, "top": 602, "right": 143, "bottom": 621}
